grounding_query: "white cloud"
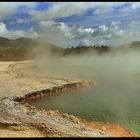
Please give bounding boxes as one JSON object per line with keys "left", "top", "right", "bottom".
{"left": 127, "top": 2, "right": 140, "bottom": 9}
{"left": 0, "top": 2, "right": 37, "bottom": 20}
{"left": 94, "top": 2, "right": 140, "bottom": 14}
{"left": 111, "top": 21, "right": 120, "bottom": 27}
{"left": 30, "top": 2, "right": 131, "bottom": 21}
{"left": 31, "top": 2, "right": 95, "bottom": 20}
{"left": 1, "top": 19, "right": 139, "bottom": 47}
{"left": 99, "top": 25, "right": 108, "bottom": 32}
{"left": 0, "top": 22, "right": 38, "bottom": 39}
{"left": 36, "top": 20, "right": 129, "bottom": 47}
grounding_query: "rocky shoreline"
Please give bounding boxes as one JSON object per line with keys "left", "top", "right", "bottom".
{"left": 0, "top": 80, "right": 111, "bottom": 137}
{"left": 12, "top": 80, "right": 94, "bottom": 103}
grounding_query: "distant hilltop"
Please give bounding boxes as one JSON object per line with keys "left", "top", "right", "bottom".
{"left": 0, "top": 37, "right": 37, "bottom": 48}
{"left": 0, "top": 36, "right": 140, "bottom": 49}
{"left": 129, "top": 41, "right": 140, "bottom": 48}
{"left": 0, "top": 36, "right": 61, "bottom": 61}
{"left": 0, "top": 36, "right": 140, "bottom": 61}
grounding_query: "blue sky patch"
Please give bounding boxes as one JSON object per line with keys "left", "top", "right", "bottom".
{"left": 35, "top": 2, "right": 49, "bottom": 11}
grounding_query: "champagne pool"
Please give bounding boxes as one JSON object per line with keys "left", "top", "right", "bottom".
{"left": 29, "top": 52, "right": 140, "bottom": 135}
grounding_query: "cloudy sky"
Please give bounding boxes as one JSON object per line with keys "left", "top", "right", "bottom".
{"left": 1, "top": 2, "right": 140, "bottom": 47}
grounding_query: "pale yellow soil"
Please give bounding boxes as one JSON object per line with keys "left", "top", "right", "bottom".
{"left": 0, "top": 126, "right": 45, "bottom": 137}
{"left": 0, "top": 60, "right": 82, "bottom": 99}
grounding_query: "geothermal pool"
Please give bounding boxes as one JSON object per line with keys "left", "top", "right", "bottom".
{"left": 29, "top": 52, "right": 140, "bottom": 135}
